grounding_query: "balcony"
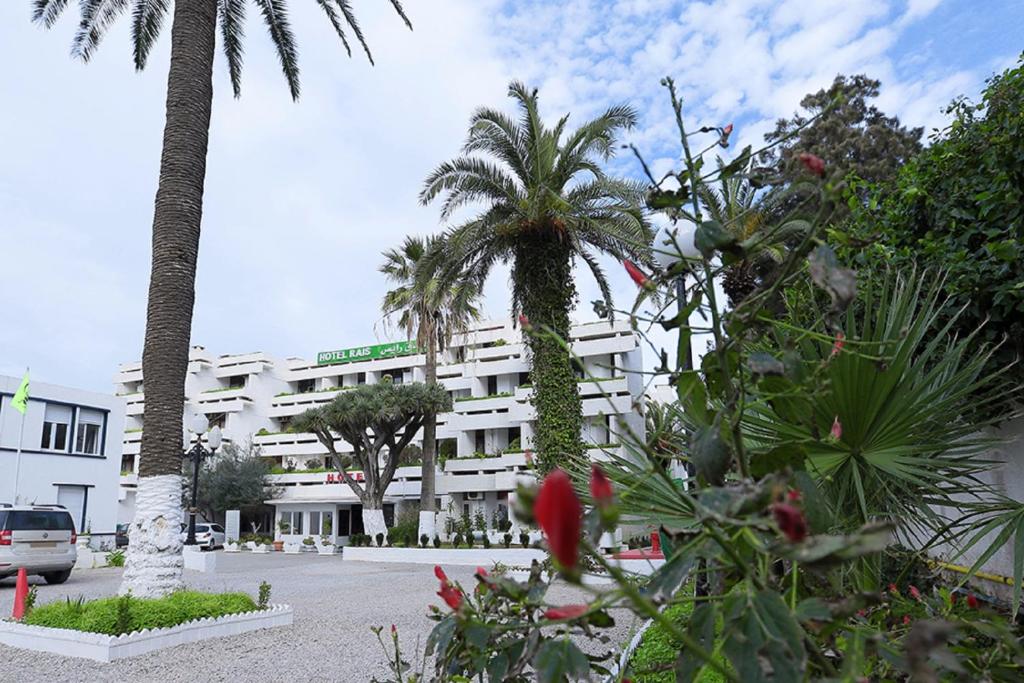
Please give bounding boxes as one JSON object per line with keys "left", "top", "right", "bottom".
{"left": 268, "top": 467, "right": 423, "bottom": 502}
{"left": 123, "top": 393, "right": 145, "bottom": 416}
{"left": 268, "top": 387, "right": 351, "bottom": 418}
{"left": 196, "top": 387, "right": 252, "bottom": 413}
{"left": 254, "top": 431, "right": 353, "bottom": 458}
{"left": 214, "top": 352, "right": 273, "bottom": 378}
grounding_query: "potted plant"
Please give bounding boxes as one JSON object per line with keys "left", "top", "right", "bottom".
{"left": 225, "top": 538, "right": 240, "bottom": 552}
{"left": 503, "top": 532, "right": 513, "bottom": 549}
{"left": 253, "top": 537, "right": 269, "bottom": 553}
{"left": 283, "top": 541, "right": 302, "bottom": 554}
{"left": 317, "top": 536, "right": 334, "bottom": 555}
{"left": 302, "top": 536, "right": 316, "bottom": 552}
{"left": 274, "top": 520, "right": 289, "bottom": 552}
{"left": 519, "top": 530, "right": 530, "bottom": 548}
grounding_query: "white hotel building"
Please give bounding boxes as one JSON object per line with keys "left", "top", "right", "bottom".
{"left": 115, "top": 319, "right": 644, "bottom": 544}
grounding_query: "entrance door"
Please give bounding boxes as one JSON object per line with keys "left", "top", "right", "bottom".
{"left": 57, "top": 485, "right": 87, "bottom": 531}
{"left": 350, "top": 505, "right": 364, "bottom": 535}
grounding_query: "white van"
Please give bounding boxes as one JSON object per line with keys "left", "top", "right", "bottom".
{"left": 0, "top": 505, "right": 77, "bottom": 584}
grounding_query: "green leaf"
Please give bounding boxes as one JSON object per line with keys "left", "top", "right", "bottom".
{"left": 750, "top": 444, "right": 806, "bottom": 479}
{"left": 807, "top": 244, "right": 856, "bottom": 310}
{"left": 690, "top": 424, "right": 732, "bottom": 486}
{"left": 694, "top": 220, "right": 737, "bottom": 257}
{"left": 792, "top": 470, "right": 831, "bottom": 534}
{"left": 535, "top": 639, "right": 590, "bottom": 683}
{"left": 779, "top": 522, "right": 891, "bottom": 566}
{"left": 425, "top": 616, "right": 457, "bottom": 657}
{"left": 795, "top": 597, "right": 831, "bottom": 622}
{"left": 675, "top": 370, "right": 709, "bottom": 425}
{"left": 486, "top": 652, "right": 509, "bottom": 682}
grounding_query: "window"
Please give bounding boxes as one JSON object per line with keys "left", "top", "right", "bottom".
{"left": 571, "top": 358, "right": 585, "bottom": 379}
{"left": 310, "top": 510, "right": 333, "bottom": 536}
{"left": 357, "top": 372, "right": 366, "bottom": 385}
{"left": 475, "top": 430, "right": 486, "bottom": 454}
{"left": 297, "top": 379, "right": 315, "bottom": 393}
{"left": 487, "top": 375, "right": 498, "bottom": 395}
{"left": 41, "top": 404, "right": 72, "bottom": 451}
{"left": 5, "top": 510, "right": 75, "bottom": 532}
{"left": 519, "top": 372, "right": 530, "bottom": 387}
{"left": 121, "top": 454, "right": 135, "bottom": 474}
{"left": 279, "top": 511, "right": 303, "bottom": 535}
{"left": 211, "top": 524, "right": 224, "bottom": 533}
{"left": 337, "top": 508, "right": 351, "bottom": 536}
{"left": 75, "top": 408, "right": 104, "bottom": 455}
{"left": 228, "top": 375, "right": 246, "bottom": 389}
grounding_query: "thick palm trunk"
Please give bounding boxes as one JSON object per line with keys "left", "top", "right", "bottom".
{"left": 515, "top": 236, "right": 584, "bottom": 473}
{"left": 121, "top": 0, "right": 218, "bottom": 598}
{"left": 418, "top": 332, "right": 439, "bottom": 540}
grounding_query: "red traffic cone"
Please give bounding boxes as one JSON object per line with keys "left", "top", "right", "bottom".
{"left": 12, "top": 568, "right": 28, "bottom": 620}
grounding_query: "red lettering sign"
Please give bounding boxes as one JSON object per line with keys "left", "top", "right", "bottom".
{"left": 325, "top": 472, "right": 364, "bottom": 484}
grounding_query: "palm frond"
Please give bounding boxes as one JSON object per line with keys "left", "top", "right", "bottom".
{"left": 315, "top": 0, "right": 352, "bottom": 58}
{"left": 253, "top": 0, "right": 300, "bottom": 100}
{"left": 387, "top": 0, "right": 413, "bottom": 30}
{"left": 32, "top": 0, "right": 72, "bottom": 28}
{"left": 72, "top": 0, "right": 128, "bottom": 62}
{"left": 217, "top": 0, "right": 246, "bottom": 96}
{"left": 129, "top": 0, "right": 169, "bottom": 71}
{"left": 336, "top": 1, "right": 374, "bottom": 64}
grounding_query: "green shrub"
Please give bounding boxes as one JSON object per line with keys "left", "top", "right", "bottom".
{"left": 388, "top": 508, "right": 420, "bottom": 547}
{"left": 24, "top": 591, "right": 258, "bottom": 636}
{"left": 105, "top": 549, "right": 126, "bottom": 567}
{"left": 433, "top": 535, "right": 441, "bottom": 549}
{"left": 503, "top": 533, "right": 513, "bottom": 548}
{"left": 258, "top": 581, "right": 271, "bottom": 610}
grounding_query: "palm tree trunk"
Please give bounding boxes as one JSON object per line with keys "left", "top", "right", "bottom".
{"left": 120, "top": 0, "right": 218, "bottom": 598}
{"left": 418, "top": 331, "right": 439, "bottom": 540}
{"left": 516, "top": 235, "right": 585, "bottom": 473}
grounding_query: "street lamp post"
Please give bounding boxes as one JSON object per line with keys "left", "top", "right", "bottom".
{"left": 183, "top": 414, "right": 222, "bottom": 546}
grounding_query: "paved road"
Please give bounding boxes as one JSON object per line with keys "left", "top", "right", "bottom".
{"left": 0, "top": 553, "right": 641, "bottom": 682}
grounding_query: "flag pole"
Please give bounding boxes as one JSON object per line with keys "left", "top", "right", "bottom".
{"left": 12, "top": 368, "right": 29, "bottom": 505}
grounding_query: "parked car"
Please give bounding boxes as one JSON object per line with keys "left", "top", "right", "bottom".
{"left": 0, "top": 504, "right": 77, "bottom": 584}
{"left": 179, "top": 523, "right": 226, "bottom": 550}
{"left": 115, "top": 523, "right": 129, "bottom": 548}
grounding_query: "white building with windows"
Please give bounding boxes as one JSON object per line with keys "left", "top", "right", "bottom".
{"left": 114, "top": 318, "right": 645, "bottom": 544}
{"left": 1, "top": 375, "right": 124, "bottom": 548}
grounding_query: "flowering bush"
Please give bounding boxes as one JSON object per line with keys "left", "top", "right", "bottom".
{"left": 374, "top": 77, "right": 1023, "bottom": 682}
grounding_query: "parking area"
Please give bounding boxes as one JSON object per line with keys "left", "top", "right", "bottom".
{"left": 0, "top": 553, "right": 640, "bottom": 682}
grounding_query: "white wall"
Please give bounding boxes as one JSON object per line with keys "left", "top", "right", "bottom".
{"left": 1, "top": 375, "right": 124, "bottom": 545}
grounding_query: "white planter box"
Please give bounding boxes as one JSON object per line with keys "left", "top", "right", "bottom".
{"left": 252, "top": 544, "right": 269, "bottom": 554}
{"left": 316, "top": 545, "right": 335, "bottom": 555}
{"left": 0, "top": 605, "right": 292, "bottom": 663}
{"left": 343, "top": 546, "right": 546, "bottom": 567}
{"left": 283, "top": 544, "right": 302, "bottom": 554}
{"left": 224, "top": 543, "right": 240, "bottom": 553}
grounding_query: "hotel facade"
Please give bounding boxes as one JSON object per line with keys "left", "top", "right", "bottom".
{"left": 115, "top": 318, "right": 644, "bottom": 544}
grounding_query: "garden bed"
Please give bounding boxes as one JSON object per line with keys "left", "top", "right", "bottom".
{"left": 0, "top": 591, "right": 292, "bottom": 662}
{"left": 343, "top": 546, "right": 546, "bottom": 567}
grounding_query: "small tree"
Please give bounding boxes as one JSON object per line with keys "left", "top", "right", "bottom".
{"left": 292, "top": 378, "right": 451, "bottom": 541}
{"left": 182, "top": 441, "right": 277, "bottom": 525}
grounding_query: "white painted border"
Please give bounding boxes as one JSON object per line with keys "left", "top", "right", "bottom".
{"left": 343, "top": 546, "right": 546, "bottom": 567}
{"left": 0, "top": 604, "right": 292, "bottom": 663}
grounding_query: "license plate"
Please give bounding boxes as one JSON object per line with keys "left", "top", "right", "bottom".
{"left": 30, "top": 542, "right": 57, "bottom": 548}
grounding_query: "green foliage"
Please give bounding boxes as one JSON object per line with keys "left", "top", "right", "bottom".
{"left": 839, "top": 56, "right": 1024, "bottom": 415}
{"left": 627, "top": 601, "right": 727, "bottom": 683}
{"left": 759, "top": 74, "right": 923, "bottom": 220}
{"left": 388, "top": 507, "right": 420, "bottom": 547}
{"left": 24, "top": 586, "right": 38, "bottom": 616}
{"left": 375, "top": 532, "right": 385, "bottom": 547}
{"left": 454, "top": 392, "right": 512, "bottom": 402}
{"left": 183, "top": 441, "right": 278, "bottom": 523}
{"left": 433, "top": 535, "right": 442, "bottom": 549}
{"left": 25, "top": 591, "right": 258, "bottom": 636}
{"left": 258, "top": 581, "right": 271, "bottom": 610}
{"left": 105, "top": 549, "right": 126, "bottom": 567}
{"left": 420, "top": 81, "right": 653, "bottom": 473}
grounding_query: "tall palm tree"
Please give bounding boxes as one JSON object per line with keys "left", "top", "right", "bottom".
{"left": 32, "top": 0, "right": 411, "bottom": 598}
{"left": 420, "top": 81, "right": 652, "bottom": 473}
{"left": 380, "top": 235, "right": 481, "bottom": 540}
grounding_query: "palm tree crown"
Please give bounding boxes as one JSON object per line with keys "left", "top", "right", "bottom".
{"left": 380, "top": 235, "right": 481, "bottom": 352}
{"left": 420, "top": 81, "right": 651, "bottom": 315}
{"left": 33, "top": 0, "right": 411, "bottom": 98}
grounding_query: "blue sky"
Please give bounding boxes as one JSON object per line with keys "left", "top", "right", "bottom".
{"left": 0, "top": 0, "right": 1021, "bottom": 392}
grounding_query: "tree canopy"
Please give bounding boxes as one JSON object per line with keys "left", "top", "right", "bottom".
{"left": 291, "top": 378, "right": 452, "bottom": 507}
{"left": 183, "top": 441, "right": 277, "bottom": 525}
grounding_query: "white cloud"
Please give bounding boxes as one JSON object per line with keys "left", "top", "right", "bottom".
{"left": 0, "top": 0, "right": 1010, "bottom": 391}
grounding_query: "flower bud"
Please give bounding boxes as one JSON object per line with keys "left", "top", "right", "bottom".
{"left": 798, "top": 152, "right": 826, "bottom": 177}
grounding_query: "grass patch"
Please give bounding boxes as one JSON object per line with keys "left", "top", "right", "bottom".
{"left": 24, "top": 591, "right": 259, "bottom": 636}
{"left": 627, "top": 602, "right": 728, "bottom": 683}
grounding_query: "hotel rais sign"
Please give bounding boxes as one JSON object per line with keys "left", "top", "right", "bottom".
{"left": 316, "top": 340, "right": 418, "bottom": 366}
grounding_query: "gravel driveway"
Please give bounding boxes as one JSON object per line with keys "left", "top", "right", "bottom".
{"left": 0, "top": 553, "right": 642, "bottom": 682}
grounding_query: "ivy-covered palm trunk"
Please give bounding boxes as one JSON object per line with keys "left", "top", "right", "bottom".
{"left": 515, "top": 234, "right": 585, "bottom": 473}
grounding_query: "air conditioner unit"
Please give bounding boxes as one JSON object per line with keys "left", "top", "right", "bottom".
{"left": 465, "top": 491, "right": 483, "bottom": 501}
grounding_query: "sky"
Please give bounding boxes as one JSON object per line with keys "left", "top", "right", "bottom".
{"left": 0, "top": 0, "right": 1021, "bottom": 393}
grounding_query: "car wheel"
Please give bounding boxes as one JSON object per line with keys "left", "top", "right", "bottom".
{"left": 209, "top": 539, "right": 216, "bottom": 551}
{"left": 43, "top": 569, "right": 72, "bottom": 585}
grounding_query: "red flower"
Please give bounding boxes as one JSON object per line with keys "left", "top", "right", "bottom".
{"left": 909, "top": 585, "right": 921, "bottom": 600}
{"left": 438, "top": 582, "right": 463, "bottom": 611}
{"left": 830, "top": 416, "right": 842, "bottom": 441}
{"left": 544, "top": 604, "right": 589, "bottom": 620}
{"left": 723, "top": 123, "right": 734, "bottom": 136}
{"left": 798, "top": 152, "right": 826, "bottom": 177}
{"left": 830, "top": 331, "right": 846, "bottom": 358}
{"left": 966, "top": 594, "right": 979, "bottom": 609}
{"left": 590, "top": 464, "right": 614, "bottom": 508}
{"left": 434, "top": 565, "right": 448, "bottom": 583}
{"left": 518, "top": 313, "right": 531, "bottom": 330}
{"left": 475, "top": 566, "right": 490, "bottom": 593}
{"left": 391, "top": 624, "right": 397, "bottom": 635}
{"left": 535, "top": 468, "right": 582, "bottom": 569}
{"left": 889, "top": 583, "right": 899, "bottom": 595}
{"left": 786, "top": 489, "right": 802, "bottom": 502}
{"left": 903, "top": 615, "right": 911, "bottom": 625}
{"left": 771, "top": 503, "right": 808, "bottom": 543}
{"left": 475, "top": 566, "right": 488, "bottom": 578}
{"left": 623, "top": 260, "right": 652, "bottom": 289}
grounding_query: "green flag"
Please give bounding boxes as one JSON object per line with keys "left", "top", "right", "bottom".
{"left": 11, "top": 371, "right": 29, "bottom": 414}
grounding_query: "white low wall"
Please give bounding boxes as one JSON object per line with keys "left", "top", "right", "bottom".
{"left": 0, "top": 604, "right": 292, "bottom": 662}
{"left": 343, "top": 546, "right": 546, "bottom": 567}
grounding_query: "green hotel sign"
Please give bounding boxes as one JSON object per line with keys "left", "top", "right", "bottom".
{"left": 316, "top": 340, "right": 418, "bottom": 366}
